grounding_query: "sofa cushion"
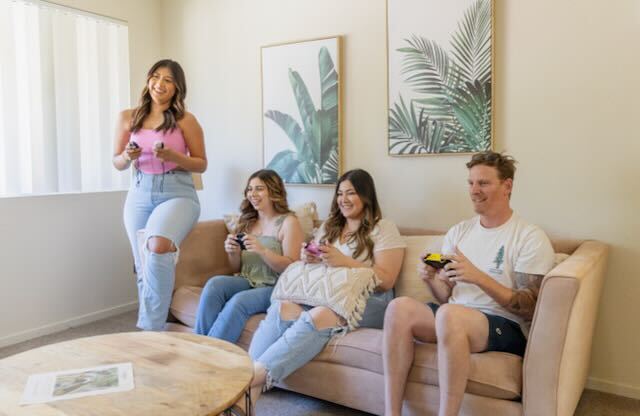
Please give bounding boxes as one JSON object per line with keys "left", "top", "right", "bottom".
{"left": 313, "top": 328, "right": 522, "bottom": 400}
{"left": 170, "top": 286, "right": 522, "bottom": 400}
{"left": 395, "top": 235, "right": 443, "bottom": 303}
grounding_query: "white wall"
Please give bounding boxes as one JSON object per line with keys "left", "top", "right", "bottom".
{"left": 0, "top": 0, "right": 165, "bottom": 347}
{"left": 161, "top": 0, "right": 640, "bottom": 398}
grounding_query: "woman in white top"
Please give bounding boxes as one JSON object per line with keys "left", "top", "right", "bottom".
{"left": 246, "top": 169, "right": 406, "bottom": 407}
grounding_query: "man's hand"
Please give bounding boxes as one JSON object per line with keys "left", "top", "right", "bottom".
{"left": 445, "top": 246, "right": 490, "bottom": 286}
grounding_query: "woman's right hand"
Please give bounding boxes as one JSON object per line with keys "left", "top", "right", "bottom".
{"left": 224, "top": 234, "right": 241, "bottom": 255}
{"left": 123, "top": 143, "right": 142, "bottom": 162}
{"left": 300, "top": 242, "right": 322, "bottom": 264}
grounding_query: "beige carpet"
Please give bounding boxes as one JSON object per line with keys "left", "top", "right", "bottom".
{"left": 1, "top": 311, "right": 638, "bottom": 415}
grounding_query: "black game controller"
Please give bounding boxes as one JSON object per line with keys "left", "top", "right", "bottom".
{"left": 422, "top": 253, "right": 452, "bottom": 269}
{"left": 128, "top": 141, "right": 140, "bottom": 149}
{"left": 235, "top": 233, "right": 246, "bottom": 250}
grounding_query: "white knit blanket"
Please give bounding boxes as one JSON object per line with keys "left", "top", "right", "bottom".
{"left": 271, "top": 261, "right": 381, "bottom": 330}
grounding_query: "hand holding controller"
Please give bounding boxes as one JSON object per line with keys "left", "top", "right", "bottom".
{"left": 304, "top": 241, "right": 323, "bottom": 256}
{"left": 235, "top": 233, "right": 246, "bottom": 250}
{"left": 124, "top": 140, "right": 141, "bottom": 162}
{"left": 422, "top": 253, "right": 452, "bottom": 269}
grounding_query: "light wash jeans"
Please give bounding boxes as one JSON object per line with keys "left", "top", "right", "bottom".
{"left": 194, "top": 275, "right": 273, "bottom": 342}
{"left": 249, "top": 290, "right": 393, "bottom": 384}
{"left": 123, "top": 171, "right": 200, "bottom": 331}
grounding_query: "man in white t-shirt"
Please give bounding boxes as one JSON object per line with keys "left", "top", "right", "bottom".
{"left": 382, "top": 151, "right": 555, "bottom": 416}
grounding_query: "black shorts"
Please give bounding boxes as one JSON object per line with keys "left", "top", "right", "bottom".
{"left": 427, "top": 302, "right": 527, "bottom": 357}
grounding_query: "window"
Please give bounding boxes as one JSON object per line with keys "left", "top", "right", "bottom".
{"left": 0, "top": 0, "right": 131, "bottom": 196}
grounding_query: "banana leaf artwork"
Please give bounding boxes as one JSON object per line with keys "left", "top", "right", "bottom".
{"left": 262, "top": 37, "right": 341, "bottom": 184}
{"left": 388, "top": 0, "right": 493, "bottom": 155}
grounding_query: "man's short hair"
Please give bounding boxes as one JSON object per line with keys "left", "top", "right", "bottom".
{"left": 466, "top": 151, "right": 517, "bottom": 181}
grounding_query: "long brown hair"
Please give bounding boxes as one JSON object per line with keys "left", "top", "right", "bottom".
{"left": 322, "top": 169, "right": 382, "bottom": 261}
{"left": 236, "top": 170, "right": 293, "bottom": 234}
{"left": 130, "top": 59, "right": 186, "bottom": 133}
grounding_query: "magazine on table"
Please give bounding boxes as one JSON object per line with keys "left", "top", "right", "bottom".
{"left": 20, "top": 362, "right": 134, "bottom": 405}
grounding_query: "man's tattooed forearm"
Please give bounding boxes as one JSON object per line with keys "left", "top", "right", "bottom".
{"left": 505, "top": 272, "right": 544, "bottom": 320}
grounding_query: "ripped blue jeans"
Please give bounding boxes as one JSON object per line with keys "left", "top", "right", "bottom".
{"left": 123, "top": 171, "right": 200, "bottom": 330}
{"left": 249, "top": 290, "right": 393, "bottom": 385}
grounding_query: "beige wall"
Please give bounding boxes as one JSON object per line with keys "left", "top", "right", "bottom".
{"left": 161, "top": 0, "right": 640, "bottom": 397}
{"left": 0, "top": 0, "right": 164, "bottom": 346}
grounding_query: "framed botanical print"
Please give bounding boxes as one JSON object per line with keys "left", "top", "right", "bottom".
{"left": 388, "top": 0, "right": 494, "bottom": 155}
{"left": 262, "top": 36, "right": 341, "bottom": 184}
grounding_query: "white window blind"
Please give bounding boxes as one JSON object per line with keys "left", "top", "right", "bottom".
{"left": 0, "top": 0, "right": 131, "bottom": 196}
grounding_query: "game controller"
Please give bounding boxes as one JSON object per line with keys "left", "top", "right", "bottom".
{"left": 422, "top": 253, "right": 452, "bottom": 269}
{"left": 304, "top": 241, "right": 323, "bottom": 256}
{"left": 153, "top": 140, "right": 164, "bottom": 150}
{"left": 127, "top": 141, "right": 140, "bottom": 149}
{"left": 235, "top": 233, "right": 246, "bottom": 250}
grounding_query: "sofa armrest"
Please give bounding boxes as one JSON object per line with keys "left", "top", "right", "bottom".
{"left": 174, "top": 219, "right": 235, "bottom": 290}
{"left": 523, "top": 240, "right": 609, "bottom": 416}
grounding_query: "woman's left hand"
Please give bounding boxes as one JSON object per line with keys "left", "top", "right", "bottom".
{"left": 242, "top": 234, "right": 266, "bottom": 255}
{"left": 153, "top": 146, "right": 179, "bottom": 163}
{"left": 318, "top": 244, "right": 351, "bottom": 268}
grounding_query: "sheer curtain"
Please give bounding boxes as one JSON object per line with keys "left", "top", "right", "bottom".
{"left": 0, "top": 0, "right": 131, "bottom": 196}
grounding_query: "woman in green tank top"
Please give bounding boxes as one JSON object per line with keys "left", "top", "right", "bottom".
{"left": 194, "top": 169, "right": 304, "bottom": 342}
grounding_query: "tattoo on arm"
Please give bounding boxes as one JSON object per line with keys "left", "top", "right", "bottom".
{"left": 506, "top": 272, "right": 544, "bottom": 320}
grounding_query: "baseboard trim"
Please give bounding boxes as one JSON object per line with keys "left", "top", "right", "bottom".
{"left": 0, "top": 302, "right": 138, "bottom": 349}
{"left": 587, "top": 376, "right": 640, "bottom": 400}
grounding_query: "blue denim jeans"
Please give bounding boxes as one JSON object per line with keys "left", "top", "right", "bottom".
{"left": 123, "top": 171, "right": 200, "bottom": 331}
{"left": 194, "top": 275, "right": 273, "bottom": 342}
{"left": 249, "top": 290, "right": 393, "bottom": 384}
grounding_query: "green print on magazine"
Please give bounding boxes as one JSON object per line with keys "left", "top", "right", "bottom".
{"left": 265, "top": 47, "right": 339, "bottom": 184}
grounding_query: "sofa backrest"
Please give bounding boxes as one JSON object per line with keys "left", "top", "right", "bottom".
{"left": 169, "top": 220, "right": 585, "bottom": 298}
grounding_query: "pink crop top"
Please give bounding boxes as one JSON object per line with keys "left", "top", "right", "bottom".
{"left": 129, "top": 128, "right": 188, "bottom": 174}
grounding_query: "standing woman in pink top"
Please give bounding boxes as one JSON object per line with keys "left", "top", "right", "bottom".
{"left": 112, "top": 59, "right": 207, "bottom": 330}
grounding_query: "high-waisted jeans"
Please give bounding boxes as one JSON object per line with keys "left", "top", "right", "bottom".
{"left": 248, "top": 289, "right": 393, "bottom": 385}
{"left": 194, "top": 275, "right": 273, "bottom": 343}
{"left": 123, "top": 171, "right": 200, "bottom": 330}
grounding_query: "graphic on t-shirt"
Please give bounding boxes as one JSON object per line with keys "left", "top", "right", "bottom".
{"left": 490, "top": 245, "right": 505, "bottom": 274}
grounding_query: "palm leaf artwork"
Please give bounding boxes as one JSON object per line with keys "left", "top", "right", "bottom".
{"left": 265, "top": 46, "right": 339, "bottom": 184}
{"left": 389, "top": 0, "right": 492, "bottom": 155}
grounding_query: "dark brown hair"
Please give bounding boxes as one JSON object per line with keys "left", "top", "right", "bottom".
{"left": 130, "top": 59, "right": 186, "bottom": 133}
{"left": 466, "top": 151, "right": 517, "bottom": 181}
{"left": 321, "top": 169, "right": 381, "bottom": 261}
{"left": 236, "top": 170, "right": 292, "bottom": 234}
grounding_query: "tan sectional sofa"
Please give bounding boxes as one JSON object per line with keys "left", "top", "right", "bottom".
{"left": 159, "top": 219, "right": 608, "bottom": 416}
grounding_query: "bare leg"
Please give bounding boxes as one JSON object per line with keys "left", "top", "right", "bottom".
{"left": 435, "top": 304, "right": 489, "bottom": 416}
{"left": 383, "top": 297, "right": 437, "bottom": 416}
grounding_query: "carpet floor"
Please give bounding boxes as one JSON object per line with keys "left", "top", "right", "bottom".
{"left": 1, "top": 310, "right": 638, "bottom": 415}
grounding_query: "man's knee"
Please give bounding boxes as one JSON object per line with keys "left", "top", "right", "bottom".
{"left": 385, "top": 296, "right": 420, "bottom": 327}
{"left": 435, "top": 304, "right": 466, "bottom": 341}
{"left": 147, "top": 236, "right": 175, "bottom": 254}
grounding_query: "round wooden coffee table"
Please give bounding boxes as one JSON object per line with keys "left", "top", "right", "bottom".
{"left": 0, "top": 331, "right": 253, "bottom": 415}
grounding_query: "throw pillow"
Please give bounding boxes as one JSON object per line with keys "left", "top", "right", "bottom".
{"left": 271, "top": 261, "right": 380, "bottom": 330}
{"left": 394, "top": 235, "right": 443, "bottom": 303}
